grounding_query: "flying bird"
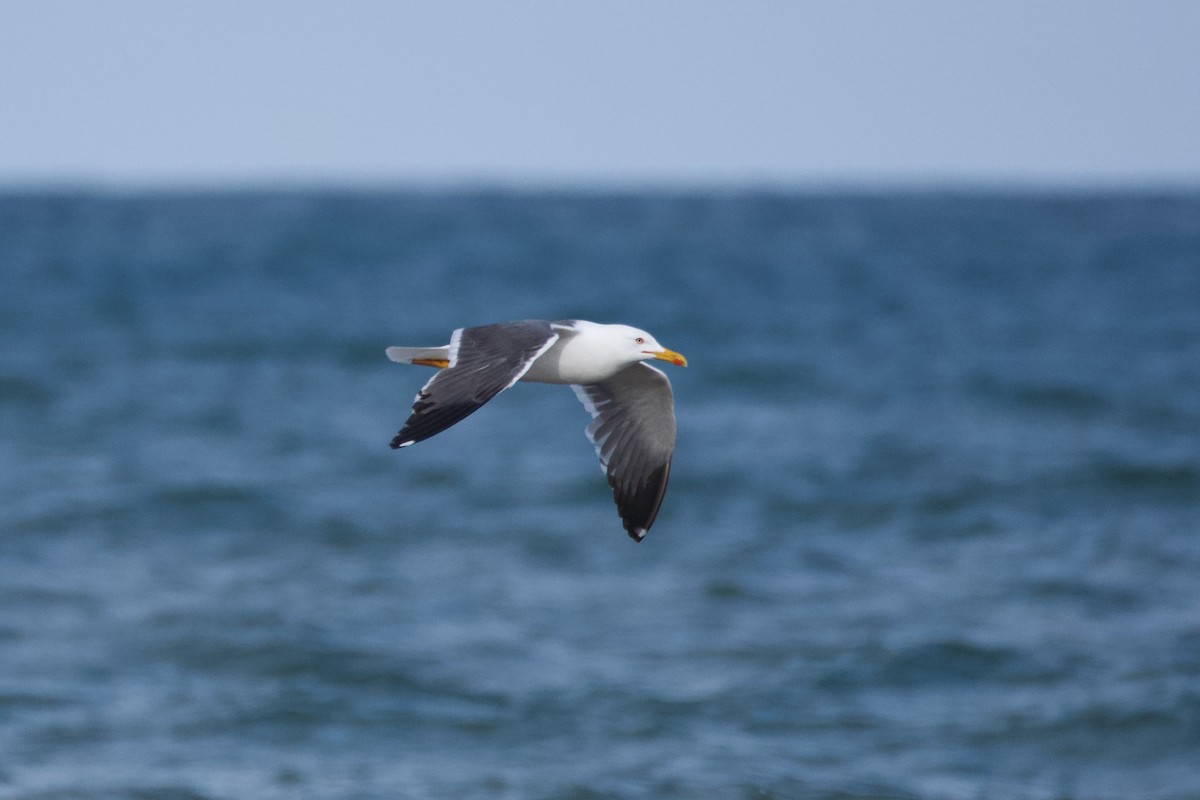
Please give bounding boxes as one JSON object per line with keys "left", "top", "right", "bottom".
{"left": 386, "top": 319, "right": 687, "bottom": 541}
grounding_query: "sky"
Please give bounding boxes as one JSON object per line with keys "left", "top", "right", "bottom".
{"left": 1, "top": 1, "right": 1199, "bottom": 188}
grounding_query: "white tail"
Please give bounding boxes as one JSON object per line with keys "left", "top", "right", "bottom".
{"left": 385, "top": 345, "right": 451, "bottom": 364}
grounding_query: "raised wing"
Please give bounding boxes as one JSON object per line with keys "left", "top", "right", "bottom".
{"left": 572, "top": 362, "right": 676, "bottom": 541}
{"left": 390, "top": 320, "right": 558, "bottom": 448}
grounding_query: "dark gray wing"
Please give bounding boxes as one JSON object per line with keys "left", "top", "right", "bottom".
{"left": 390, "top": 320, "right": 558, "bottom": 448}
{"left": 572, "top": 362, "right": 676, "bottom": 541}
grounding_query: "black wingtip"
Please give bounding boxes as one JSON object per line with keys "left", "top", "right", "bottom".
{"left": 614, "top": 462, "right": 669, "bottom": 543}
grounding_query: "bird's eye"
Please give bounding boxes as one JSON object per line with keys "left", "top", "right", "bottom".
{"left": 635, "top": 337, "right": 645, "bottom": 344}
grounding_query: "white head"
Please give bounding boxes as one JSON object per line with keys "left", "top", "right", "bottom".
{"left": 604, "top": 324, "right": 688, "bottom": 368}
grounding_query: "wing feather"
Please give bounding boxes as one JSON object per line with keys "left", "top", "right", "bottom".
{"left": 572, "top": 362, "right": 676, "bottom": 541}
{"left": 390, "top": 320, "right": 558, "bottom": 448}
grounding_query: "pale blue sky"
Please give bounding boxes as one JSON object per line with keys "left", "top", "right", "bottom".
{"left": 2, "top": 1, "right": 1198, "bottom": 187}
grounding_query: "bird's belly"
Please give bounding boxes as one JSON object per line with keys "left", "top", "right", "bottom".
{"left": 521, "top": 354, "right": 601, "bottom": 385}
{"left": 520, "top": 339, "right": 620, "bottom": 385}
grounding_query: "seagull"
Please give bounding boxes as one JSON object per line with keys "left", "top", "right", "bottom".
{"left": 386, "top": 319, "right": 687, "bottom": 541}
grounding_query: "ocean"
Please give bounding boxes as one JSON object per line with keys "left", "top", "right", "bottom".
{"left": 1, "top": 189, "right": 1198, "bottom": 799}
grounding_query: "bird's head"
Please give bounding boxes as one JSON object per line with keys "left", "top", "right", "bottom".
{"left": 613, "top": 325, "right": 688, "bottom": 368}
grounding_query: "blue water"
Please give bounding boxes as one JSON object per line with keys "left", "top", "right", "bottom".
{"left": 1, "top": 189, "right": 1198, "bottom": 799}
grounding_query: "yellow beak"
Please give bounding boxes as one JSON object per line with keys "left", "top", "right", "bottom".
{"left": 651, "top": 347, "right": 688, "bottom": 367}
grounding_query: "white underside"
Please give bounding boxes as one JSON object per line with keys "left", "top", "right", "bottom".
{"left": 521, "top": 328, "right": 631, "bottom": 385}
